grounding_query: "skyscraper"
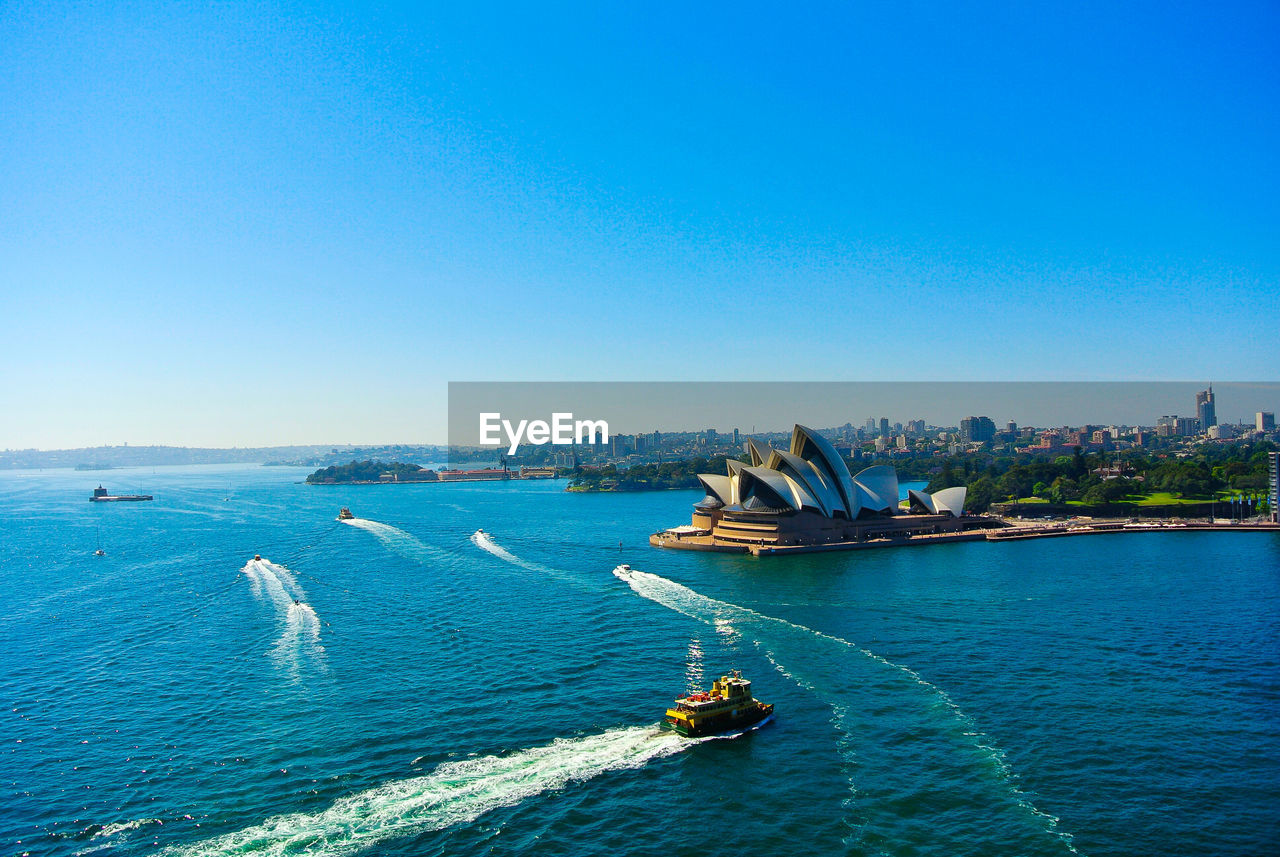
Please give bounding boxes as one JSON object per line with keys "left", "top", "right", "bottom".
{"left": 1196, "top": 387, "right": 1216, "bottom": 429}
{"left": 959, "top": 416, "right": 996, "bottom": 443}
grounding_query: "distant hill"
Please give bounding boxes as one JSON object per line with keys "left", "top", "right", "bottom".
{"left": 306, "top": 460, "right": 438, "bottom": 484}
{"left": 0, "top": 444, "right": 445, "bottom": 471}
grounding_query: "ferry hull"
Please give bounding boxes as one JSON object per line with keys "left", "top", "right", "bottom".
{"left": 667, "top": 702, "right": 773, "bottom": 738}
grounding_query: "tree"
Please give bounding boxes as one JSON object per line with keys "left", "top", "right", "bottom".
{"left": 1048, "top": 476, "right": 1079, "bottom": 504}
{"left": 964, "top": 477, "right": 998, "bottom": 512}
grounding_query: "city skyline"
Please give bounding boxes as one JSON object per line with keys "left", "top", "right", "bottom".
{"left": 4, "top": 381, "right": 1279, "bottom": 452}
{"left": 3, "top": 3, "right": 1279, "bottom": 449}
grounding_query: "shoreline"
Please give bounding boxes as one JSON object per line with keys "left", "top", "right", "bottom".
{"left": 653, "top": 518, "right": 1280, "bottom": 556}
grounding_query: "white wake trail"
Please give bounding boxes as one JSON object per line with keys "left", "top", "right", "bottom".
{"left": 270, "top": 601, "right": 327, "bottom": 675}
{"left": 162, "top": 725, "right": 696, "bottom": 857}
{"left": 611, "top": 565, "right": 1082, "bottom": 855}
{"left": 470, "top": 530, "right": 544, "bottom": 573}
{"left": 241, "top": 558, "right": 326, "bottom": 674}
{"left": 244, "top": 563, "right": 264, "bottom": 599}
{"left": 242, "top": 559, "right": 301, "bottom": 612}
{"left": 468, "top": 530, "right": 605, "bottom": 595}
{"left": 341, "top": 517, "right": 449, "bottom": 565}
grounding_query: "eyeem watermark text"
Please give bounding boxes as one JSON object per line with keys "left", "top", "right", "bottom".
{"left": 479, "top": 413, "right": 609, "bottom": 456}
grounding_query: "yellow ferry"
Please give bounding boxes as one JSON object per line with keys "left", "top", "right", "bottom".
{"left": 664, "top": 670, "right": 773, "bottom": 737}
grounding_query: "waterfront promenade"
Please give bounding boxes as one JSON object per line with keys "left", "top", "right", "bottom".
{"left": 653, "top": 517, "right": 1280, "bottom": 556}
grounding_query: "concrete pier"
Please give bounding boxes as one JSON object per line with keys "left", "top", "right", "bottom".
{"left": 650, "top": 518, "right": 1280, "bottom": 557}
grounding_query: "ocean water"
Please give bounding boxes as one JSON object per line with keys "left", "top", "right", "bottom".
{"left": 2, "top": 465, "right": 1278, "bottom": 857}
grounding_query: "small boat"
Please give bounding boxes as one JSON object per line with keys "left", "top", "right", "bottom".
{"left": 254, "top": 554, "right": 262, "bottom": 561}
{"left": 337, "top": 507, "right": 354, "bottom": 520}
{"left": 94, "top": 548, "right": 106, "bottom": 557}
{"left": 664, "top": 670, "right": 773, "bottom": 737}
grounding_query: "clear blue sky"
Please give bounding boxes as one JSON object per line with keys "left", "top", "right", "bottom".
{"left": 2, "top": 1, "right": 1277, "bottom": 447}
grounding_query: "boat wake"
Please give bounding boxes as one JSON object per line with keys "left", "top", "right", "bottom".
{"left": 611, "top": 565, "right": 1082, "bottom": 855}
{"left": 89, "top": 817, "right": 164, "bottom": 839}
{"left": 466, "top": 530, "right": 603, "bottom": 594}
{"left": 270, "top": 601, "right": 325, "bottom": 673}
{"left": 161, "top": 724, "right": 705, "bottom": 857}
{"left": 241, "top": 558, "right": 326, "bottom": 675}
{"left": 340, "top": 517, "right": 449, "bottom": 566}
{"left": 470, "top": 529, "right": 544, "bottom": 573}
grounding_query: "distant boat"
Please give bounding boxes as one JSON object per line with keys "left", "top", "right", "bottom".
{"left": 89, "top": 486, "right": 152, "bottom": 502}
{"left": 337, "top": 507, "right": 354, "bottom": 520}
{"left": 254, "top": 554, "right": 262, "bottom": 561}
{"left": 94, "top": 527, "right": 105, "bottom": 557}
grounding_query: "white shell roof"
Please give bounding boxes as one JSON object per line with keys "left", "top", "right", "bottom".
{"left": 853, "top": 465, "right": 899, "bottom": 513}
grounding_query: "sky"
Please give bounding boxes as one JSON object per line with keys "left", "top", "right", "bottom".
{"left": 2, "top": 1, "right": 1278, "bottom": 448}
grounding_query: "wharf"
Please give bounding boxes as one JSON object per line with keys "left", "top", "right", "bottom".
{"left": 985, "top": 519, "right": 1280, "bottom": 541}
{"left": 651, "top": 518, "right": 1280, "bottom": 557}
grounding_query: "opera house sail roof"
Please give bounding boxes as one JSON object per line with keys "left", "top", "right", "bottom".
{"left": 695, "top": 424, "right": 967, "bottom": 521}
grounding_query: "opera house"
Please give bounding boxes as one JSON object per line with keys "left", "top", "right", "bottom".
{"left": 651, "top": 424, "right": 990, "bottom": 555}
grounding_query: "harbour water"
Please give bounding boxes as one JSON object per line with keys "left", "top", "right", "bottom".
{"left": 2, "top": 465, "right": 1278, "bottom": 856}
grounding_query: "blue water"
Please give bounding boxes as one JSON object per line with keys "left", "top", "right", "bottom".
{"left": 2, "top": 465, "right": 1278, "bottom": 856}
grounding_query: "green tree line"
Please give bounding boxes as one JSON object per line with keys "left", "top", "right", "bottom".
{"left": 306, "top": 459, "right": 429, "bottom": 483}
{"left": 568, "top": 456, "right": 739, "bottom": 491}
{"left": 919, "top": 441, "right": 1275, "bottom": 512}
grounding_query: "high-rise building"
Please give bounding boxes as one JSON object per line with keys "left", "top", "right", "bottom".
{"left": 732, "top": 428, "right": 740, "bottom": 446}
{"left": 1174, "top": 416, "right": 1200, "bottom": 436}
{"left": 959, "top": 416, "right": 996, "bottom": 443}
{"left": 878, "top": 417, "right": 889, "bottom": 438}
{"left": 1258, "top": 412, "right": 1275, "bottom": 432}
{"left": 1196, "top": 387, "right": 1216, "bottom": 429}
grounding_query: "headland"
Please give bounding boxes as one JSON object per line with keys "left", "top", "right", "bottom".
{"left": 650, "top": 423, "right": 1279, "bottom": 556}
